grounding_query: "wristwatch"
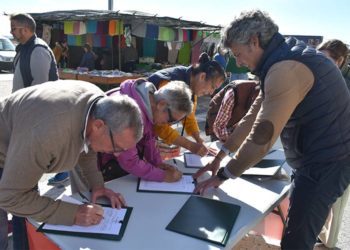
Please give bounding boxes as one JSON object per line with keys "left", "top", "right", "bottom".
{"left": 216, "top": 168, "right": 229, "bottom": 181}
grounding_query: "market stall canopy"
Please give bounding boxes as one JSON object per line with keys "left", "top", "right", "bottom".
{"left": 29, "top": 9, "right": 222, "bottom": 31}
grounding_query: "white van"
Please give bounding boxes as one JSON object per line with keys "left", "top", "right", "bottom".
{"left": 0, "top": 35, "right": 16, "bottom": 72}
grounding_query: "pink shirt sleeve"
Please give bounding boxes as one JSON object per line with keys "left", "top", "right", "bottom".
{"left": 117, "top": 147, "right": 165, "bottom": 182}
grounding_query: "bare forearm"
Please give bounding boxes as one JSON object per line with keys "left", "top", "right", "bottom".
{"left": 173, "top": 136, "right": 197, "bottom": 152}
{"left": 191, "top": 131, "right": 203, "bottom": 144}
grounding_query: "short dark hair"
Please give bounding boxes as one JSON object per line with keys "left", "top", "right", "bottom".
{"left": 84, "top": 43, "right": 92, "bottom": 52}
{"left": 318, "top": 39, "right": 349, "bottom": 68}
{"left": 10, "top": 13, "right": 36, "bottom": 32}
{"left": 192, "top": 52, "right": 225, "bottom": 81}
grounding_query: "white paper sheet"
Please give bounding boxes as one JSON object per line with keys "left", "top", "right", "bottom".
{"left": 184, "top": 153, "right": 215, "bottom": 168}
{"left": 42, "top": 195, "right": 127, "bottom": 235}
{"left": 138, "top": 175, "right": 195, "bottom": 193}
{"left": 242, "top": 165, "right": 281, "bottom": 176}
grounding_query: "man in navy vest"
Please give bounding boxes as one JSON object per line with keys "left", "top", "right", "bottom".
{"left": 194, "top": 10, "right": 350, "bottom": 249}
{"left": 11, "top": 14, "right": 67, "bottom": 187}
{"left": 11, "top": 13, "right": 58, "bottom": 91}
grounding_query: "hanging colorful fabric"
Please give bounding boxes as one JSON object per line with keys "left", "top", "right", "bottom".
{"left": 79, "top": 22, "right": 87, "bottom": 35}
{"left": 182, "top": 29, "right": 188, "bottom": 41}
{"left": 191, "top": 30, "right": 199, "bottom": 41}
{"left": 131, "top": 20, "right": 146, "bottom": 37}
{"left": 75, "top": 35, "right": 86, "bottom": 46}
{"left": 106, "top": 35, "right": 113, "bottom": 48}
{"left": 158, "top": 27, "right": 175, "bottom": 41}
{"left": 100, "top": 35, "right": 107, "bottom": 47}
{"left": 67, "top": 35, "right": 76, "bottom": 46}
{"left": 143, "top": 37, "right": 157, "bottom": 57}
{"left": 86, "top": 33, "right": 94, "bottom": 47}
{"left": 63, "top": 21, "right": 74, "bottom": 35}
{"left": 177, "top": 29, "right": 184, "bottom": 42}
{"left": 124, "top": 25, "right": 132, "bottom": 47}
{"left": 145, "top": 24, "right": 159, "bottom": 39}
{"left": 93, "top": 34, "right": 101, "bottom": 47}
{"left": 109, "top": 20, "right": 124, "bottom": 36}
{"left": 191, "top": 39, "right": 202, "bottom": 64}
{"left": 86, "top": 20, "right": 97, "bottom": 33}
{"left": 97, "top": 21, "right": 109, "bottom": 35}
{"left": 73, "top": 22, "right": 80, "bottom": 35}
{"left": 178, "top": 42, "right": 191, "bottom": 65}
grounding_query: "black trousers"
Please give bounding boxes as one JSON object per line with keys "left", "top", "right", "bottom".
{"left": 281, "top": 159, "right": 350, "bottom": 249}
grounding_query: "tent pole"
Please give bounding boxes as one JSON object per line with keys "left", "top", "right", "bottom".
{"left": 118, "top": 32, "right": 121, "bottom": 70}
{"left": 108, "top": 0, "right": 113, "bottom": 11}
{"left": 117, "top": 19, "right": 122, "bottom": 71}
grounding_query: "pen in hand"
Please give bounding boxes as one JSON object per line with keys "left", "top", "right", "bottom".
{"left": 86, "top": 203, "right": 105, "bottom": 220}
{"left": 78, "top": 191, "right": 90, "bottom": 203}
{"left": 96, "top": 212, "right": 105, "bottom": 219}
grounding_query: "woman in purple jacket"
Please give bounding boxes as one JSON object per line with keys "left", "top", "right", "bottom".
{"left": 100, "top": 79, "right": 193, "bottom": 182}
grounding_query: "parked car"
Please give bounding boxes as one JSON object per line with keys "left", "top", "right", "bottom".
{"left": 0, "top": 35, "right": 16, "bottom": 72}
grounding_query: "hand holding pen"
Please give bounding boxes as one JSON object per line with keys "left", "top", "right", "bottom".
{"left": 159, "top": 162, "right": 183, "bottom": 182}
{"left": 74, "top": 203, "right": 104, "bottom": 226}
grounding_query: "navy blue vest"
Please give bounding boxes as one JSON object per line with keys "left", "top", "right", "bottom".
{"left": 14, "top": 35, "right": 58, "bottom": 87}
{"left": 254, "top": 33, "right": 350, "bottom": 169}
{"left": 147, "top": 65, "right": 192, "bottom": 89}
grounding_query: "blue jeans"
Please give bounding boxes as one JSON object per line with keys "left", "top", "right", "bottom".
{"left": 281, "top": 159, "right": 350, "bottom": 249}
{"left": 0, "top": 168, "right": 29, "bottom": 250}
{"left": 0, "top": 206, "right": 8, "bottom": 250}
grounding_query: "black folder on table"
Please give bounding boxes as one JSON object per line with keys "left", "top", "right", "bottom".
{"left": 37, "top": 206, "right": 132, "bottom": 241}
{"left": 242, "top": 159, "right": 285, "bottom": 177}
{"left": 166, "top": 196, "right": 240, "bottom": 246}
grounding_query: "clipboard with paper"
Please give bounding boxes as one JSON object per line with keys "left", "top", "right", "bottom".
{"left": 37, "top": 196, "right": 132, "bottom": 241}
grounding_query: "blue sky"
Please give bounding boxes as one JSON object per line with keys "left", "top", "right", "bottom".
{"left": 1, "top": 0, "right": 349, "bottom": 44}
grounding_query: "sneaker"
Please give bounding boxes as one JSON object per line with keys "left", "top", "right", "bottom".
{"left": 47, "top": 172, "right": 69, "bottom": 185}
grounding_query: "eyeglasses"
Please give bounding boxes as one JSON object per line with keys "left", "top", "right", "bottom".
{"left": 108, "top": 128, "right": 124, "bottom": 155}
{"left": 11, "top": 27, "right": 24, "bottom": 32}
{"left": 167, "top": 107, "right": 185, "bottom": 125}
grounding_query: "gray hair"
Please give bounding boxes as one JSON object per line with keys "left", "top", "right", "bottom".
{"left": 92, "top": 95, "right": 143, "bottom": 141}
{"left": 10, "top": 13, "right": 36, "bottom": 32}
{"left": 154, "top": 80, "right": 193, "bottom": 115}
{"left": 222, "top": 9, "right": 279, "bottom": 49}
